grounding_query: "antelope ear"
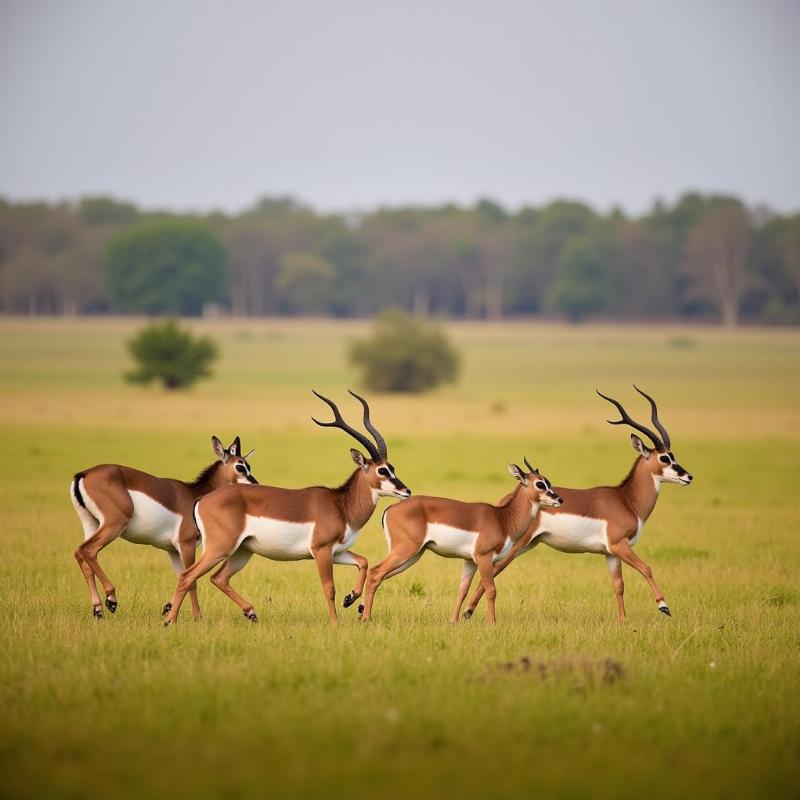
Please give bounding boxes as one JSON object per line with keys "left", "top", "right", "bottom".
{"left": 350, "top": 448, "right": 369, "bottom": 472}
{"left": 508, "top": 463, "right": 528, "bottom": 485}
{"left": 211, "top": 435, "right": 229, "bottom": 463}
{"left": 631, "top": 434, "right": 651, "bottom": 459}
{"left": 229, "top": 436, "right": 241, "bottom": 456}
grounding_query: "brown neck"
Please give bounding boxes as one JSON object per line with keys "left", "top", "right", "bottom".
{"left": 620, "top": 457, "right": 660, "bottom": 521}
{"left": 497, "top": 484, "right": 538, "bottom": 539}
{"left": 185, "top": 461, "right": 225, "bottom": 498}
{"left": 335, "top": 469, "right": 378, "bottom": 530}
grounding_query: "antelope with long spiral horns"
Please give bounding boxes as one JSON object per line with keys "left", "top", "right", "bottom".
{"left": 70, "top": 436, "right": 257, "bottom": 620}
{"left": 162, "top": 390, "right": 410, "bottom": 625}
{"left": 463, "top": 387, "right": 693, "bottom": 622}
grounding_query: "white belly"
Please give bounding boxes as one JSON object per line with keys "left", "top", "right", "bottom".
{"left": 121, "top": 490, "right": 181, "bottom": 549}
{"left": 241, "top": 516, "right": 314, "bottom": 561}
{"left": 424, "top": 523, "right": 478, "bottom": 560}
{"left": 534, "top": 512, "right": 609, "bottom": 554}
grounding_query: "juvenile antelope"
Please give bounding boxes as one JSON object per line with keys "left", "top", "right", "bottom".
{"left": 163, "top": 391, "right": 410, "bottom": 626}
{"left": 71, "top": 436, "right": 257, "bottom": 619}
{"left": 360, "top": 460, "right": 562, "bottom": 624}
{"left": 463, "top": 387, "right": 693, "bottom": 622}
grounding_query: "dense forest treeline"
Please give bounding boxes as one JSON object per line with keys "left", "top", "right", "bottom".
{"left": 0, "top": 193, "right": 798, "bottom": 325}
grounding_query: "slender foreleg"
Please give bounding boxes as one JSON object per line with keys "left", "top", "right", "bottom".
{"left": 450, "top": 560, "right": 478, "bottom": 624}
{"left": 334, "top": 549, "right": 368, "bottom": 609}
{"left": 210, "top": 548, "right": 257, "bottom": 621}
{"left": 609, "top": 540, "right": 670, "bottom": 616}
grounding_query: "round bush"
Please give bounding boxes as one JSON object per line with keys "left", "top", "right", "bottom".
{"left": 350, "top": 309, "right": 459, "bottom": 393}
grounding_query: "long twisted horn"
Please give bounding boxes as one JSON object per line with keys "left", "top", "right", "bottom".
{"left": 348, "top": 389, "right": 387, "bottom": 458}
{"left": 596, "top": 389, "right": 663, "bottom": 450}
{"left": 311, "top": 390, "right": 380, "bottom": 460}
{"left": 523, "top": 457, "right": 539, "bottom": 475}
{"left": 633, "top": 385, "right": 671, "bottom": 450}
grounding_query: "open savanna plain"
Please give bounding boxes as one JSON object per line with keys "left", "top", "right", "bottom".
{"left": 0, "top": 317, "right": 798, "bottom": 800}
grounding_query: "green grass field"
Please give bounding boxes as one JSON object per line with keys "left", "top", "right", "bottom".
{"left": 1, "top": 317, "right": 798, "bottom": 800}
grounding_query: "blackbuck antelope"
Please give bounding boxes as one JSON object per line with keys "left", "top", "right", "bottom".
{"left": 162, "top": 391, "right": 410, "bottom": 626}
{"left": 71, "top": 436, "right": 257, "bottom": 620}
{"left": 463, "top": 387, "right": 693, "bottom": 622}
{"left": 360, "top": 461, "right": 563, "bottom": 624}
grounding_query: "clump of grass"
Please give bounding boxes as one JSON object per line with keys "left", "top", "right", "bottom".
{"left": 488, "top": 656, "right": 626, "bottom": 689}
{"left": 408, "top": 581, "right": 426, "bottom": 598}
{"left": 766, "top": 588, "right": 798, "bottom": 608}
{"left": 489, "top": 399, "right": 507, "bottom": 415}
{"left": 667, "top": 336, "right": 697, "bottom": 349}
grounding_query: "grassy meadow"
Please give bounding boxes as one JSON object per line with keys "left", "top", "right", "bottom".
{"left": 0, "top": 317, "right": 798, "bottom": 800}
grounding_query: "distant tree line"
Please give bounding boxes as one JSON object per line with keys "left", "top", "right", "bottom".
{"left": 0, "top": 193, "right": 798, "bottom": 326}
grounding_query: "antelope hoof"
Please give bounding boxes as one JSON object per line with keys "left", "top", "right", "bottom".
{"left": 244, "top": 610, "right": 258, "bottom": 623}
{"left": 463, "top": 608, "right": 474, "bottom": 620}
{"left": 659, "top": 605, "right": 672, "bottom": 617}
{"left": 92, "top": 606, "right": 104, "bottom": 619}
{"left": 105, "top": 598, "right": 117, "bottom": 614}
{"left": 161, "top": 602, "right": 172, "bottom": 616}
{"left": 357, "top": 604, "right": 365, "bottom": 616}
{"left": 343, "top": 591, "right": 357, "bottom": 609}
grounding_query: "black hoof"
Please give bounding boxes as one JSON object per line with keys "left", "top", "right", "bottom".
{"left": 357, "top": 604, "right": 365, "bottom": 615}
{"left": 92, "top": 606, "right": 104, "bottom": 619}
{"left": 463, "top": 609, "right": 473, "bottom": 620}
{"left": 244, "top": 610, "right": 258, "bottom": 623}
{"left": 105, "top": 598, "right": 117, "bottom": 614}
{"left": 161, "top": 602, "right": 172, "bottom": 616}
{"left": 659, "top": 605, "right": 672, "bottom": 617}
{"left": 343, "top": 592, "right": 357, "bottom": 609}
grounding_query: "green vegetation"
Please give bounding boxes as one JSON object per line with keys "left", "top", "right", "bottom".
{"left": 1, "top": 194, "right": 798, "bottom": 325}
{"left": 106, "top": 219, "right": 226, "bottom": 315}
{"left": 125, "top": 318, "right": 218, "bottom": 389}
{"left": 350, "top": 309, "right": 460, "bottom": 392}
{"left": 0, "top": 318, "right": 798, "bottom": 800}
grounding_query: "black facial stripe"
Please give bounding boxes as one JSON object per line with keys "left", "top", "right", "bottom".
{"left": 674, "top": 465, "right": 687, "bottom": 476}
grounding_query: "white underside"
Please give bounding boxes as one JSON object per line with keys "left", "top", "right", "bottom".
{"left": 237, "top": 516, "right": 359, "bottom": 561}
{"left": 121, "top": 490, "right": 182, "bottom": 549}
{"left": 532, "top": 512, "right": 611, "bottom": 554}
{"left": 423, "top": 522, "right": 514, "bottom": 563}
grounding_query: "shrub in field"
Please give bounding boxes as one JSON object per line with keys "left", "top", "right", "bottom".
{"left": 350, "top": 309, "right": 459, "bottom": 393}
{"left": 106, "top": 220, "right": 226, "bottom": 315}
{"left": 125, "top": 319, "right": 218, "bottom": 390}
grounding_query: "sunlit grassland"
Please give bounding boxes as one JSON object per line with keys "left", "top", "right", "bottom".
{"left": 0, "top": 317, "right": 798, "bottom": 800}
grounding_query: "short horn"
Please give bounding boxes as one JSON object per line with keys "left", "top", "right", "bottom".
{"left": 524, "top": 457, "right": 538, "bottom": 475}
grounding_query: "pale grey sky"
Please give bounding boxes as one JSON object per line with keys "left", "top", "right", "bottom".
{"left": 1, "top": 0, "right": 798, "bottom": 215}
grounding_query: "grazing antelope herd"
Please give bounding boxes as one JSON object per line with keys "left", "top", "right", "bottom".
{"left": 70, "top": 387, "right": 692, "bottom": 626}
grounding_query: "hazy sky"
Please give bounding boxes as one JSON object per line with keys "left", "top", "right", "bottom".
{"left": 1, "top": 0, "right": 798, "bottom": 215}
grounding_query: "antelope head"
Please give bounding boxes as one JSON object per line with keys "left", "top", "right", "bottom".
{"left": 508, "top": 458, "right": 563, "bottom": 508}
{"left": 596, "top": 386, "right": 693, "bottom": 487}
{"left": 211, "top": 435, "right": 258, "bottom": 484}
{"left": 312, "top": 389, "right": 411, "bottom": 499}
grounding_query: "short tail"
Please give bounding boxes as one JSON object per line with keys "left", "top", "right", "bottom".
{"left": 72, "top": 472, "right": 87, "bottom": 508}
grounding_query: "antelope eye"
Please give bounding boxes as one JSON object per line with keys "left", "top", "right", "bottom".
{"left": 535, "top": 481, "right": 546, "bottom": 490}
{"left": 235, "top": 464, "right": 247, "bottom": 474}
{"left": 659, "top": 455, "right": 670, "bottom": 464}
{"left": 377, "top": 468, "right": 389, "bottom": 477}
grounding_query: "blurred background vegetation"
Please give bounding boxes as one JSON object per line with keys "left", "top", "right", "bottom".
{"left": 1, "top": 192, "right": 797, "bottom": 327}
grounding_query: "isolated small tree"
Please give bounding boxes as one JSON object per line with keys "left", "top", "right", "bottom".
{"left": 350, "top": 309, "right": 459, "bottom": 393}
{"left": 125, "top": 319, "right": 218, "bottom": 390}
